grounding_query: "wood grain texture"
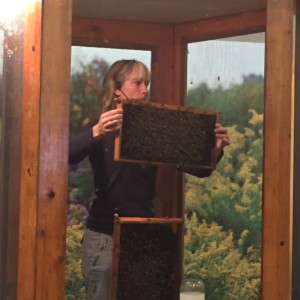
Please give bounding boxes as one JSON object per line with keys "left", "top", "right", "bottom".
{"left": 263, "top": 0, "right": 294, "bottom": 299}
{"left": 35, "top": 0, "right": 72, "bottom": 299}
{"left": 72, "top": 17, "right": 173, "bottom": 48}
{"left": 18, "top": 3, "right": 42, "bottom": 299}
{"left": 175, "top": 9, "right": 266, "bottom": 43}
{"left": 18, "top": 1, "right": 72, "bottom": 299}
{"left": 293, "top": 4, "right": 300, "bottom": 298}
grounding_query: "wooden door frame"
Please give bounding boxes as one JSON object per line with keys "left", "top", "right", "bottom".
{"left": 71, "top": 9, "right": 271, "bottom": 299}
{"left": 263, "top": 0, "right": 295, "bottom": 299}
{"left": 72, "top": 7, "right": 296, "bottom": 300}
{"left": 11, "top": 1, "right": 296, "bottom": 299}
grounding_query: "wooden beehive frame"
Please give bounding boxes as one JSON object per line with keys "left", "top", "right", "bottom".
{"left": 114, "top": 99, "right": 220, "bottom": 169}
{"left": 111, "top": 216, "right": 183, "bottom": 300}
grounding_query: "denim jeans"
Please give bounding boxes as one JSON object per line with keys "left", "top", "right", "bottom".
{"left": 82, "top": 228, "right": 113, "bottom": 300}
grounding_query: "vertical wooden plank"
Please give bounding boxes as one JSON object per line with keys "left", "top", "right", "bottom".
{"left": 263, "top": 0, "right": 295, "bottom": 299}
{"left": 18, "top": 0, "right": 72, "bottom": 299}
{"left": 172, "top": 23, "right": 190, "bottom": 297}
{"left": 292, "top": 2, "right": 300, "bottom": 299}
{"left": 151, "top": 34, "right": 184, "bottom": 219}
{"left": 17, "top": 2, "right": 41, "bottom": 299}
{"left": 151, "top": 43, "right": 175, "bottom": 104}
{"left": 35, "top": 0, "right": 71, "bottom": 299}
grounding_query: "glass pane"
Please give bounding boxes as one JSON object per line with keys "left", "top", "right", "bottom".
{"left": 66, "top": 47, "right": 151, "bottom": 299}
{"left": 0, "top": 5, "right": 26, "bottom": 298}
{"left": 184, "top": 33, "right": 265, "bottom": 300}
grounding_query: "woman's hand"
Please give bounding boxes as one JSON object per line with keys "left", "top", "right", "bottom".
{"left": 211, "top": 123, "right": 230, "bottom": 166}
{"left": 215, "top": 123, "right": 230, "bottom": 150}
{"left": 92, "top": 108, "right": 123, "bottom": 138}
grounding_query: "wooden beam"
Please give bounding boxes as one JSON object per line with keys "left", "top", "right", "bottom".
{"left": 293, "top": 4, "right": 300, "bottom": 298}
{"left": 18, "top": 0, "right": 72, "bottom": 299}
{"left": 175, "top": 9, "right": 266, "bottom": 44}
{"left": 72, "top": 17, "right": 173, "bottom": 49}
{"left": 18, "top": 3, "right": 42, "bottom": 298}
{"left": 263, "top": 0, "right": 295, "bottom": 299}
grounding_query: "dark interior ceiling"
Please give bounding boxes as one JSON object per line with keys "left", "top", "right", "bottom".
{"left": 72, "top": 0, "right": 265, "bottom": 24}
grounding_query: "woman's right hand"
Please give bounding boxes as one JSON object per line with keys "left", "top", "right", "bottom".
{"left": 92, "top": 108, "right": 123, "bottom": 138}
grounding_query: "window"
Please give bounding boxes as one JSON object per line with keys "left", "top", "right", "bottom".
{"left": 184, "top": 33, "right": 265, "bottom": 300}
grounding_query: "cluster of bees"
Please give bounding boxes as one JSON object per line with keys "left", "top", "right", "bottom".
{"left": 115, "top": 224, "right": 179, "bottom": 300}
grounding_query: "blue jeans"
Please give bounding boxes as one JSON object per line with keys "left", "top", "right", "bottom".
{"left": 82, "top": 229, "right": 113, "bottom": 300}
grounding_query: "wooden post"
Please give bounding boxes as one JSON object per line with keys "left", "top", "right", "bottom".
{"left": 263, "top": 0, "right": 295, "bottom": 299}
{"left": 18, "top": 0, "right": 72, "bottom": 299}
{"left": 293, "top": 2, "right": 300, "bottom": 299}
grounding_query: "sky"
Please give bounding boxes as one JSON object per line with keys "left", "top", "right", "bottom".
{"left": 187, "top": 37, "right": 265, "bottom": 89}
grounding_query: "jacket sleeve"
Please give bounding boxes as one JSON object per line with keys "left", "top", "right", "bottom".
{"left": 178, "top": 166, "right": 213, "bottom": 178}
{"left": 69, "top": 118, "right": 100, "bottom": 165}
{"left": 68, "top": 129, "right": 95, "bottom": 165}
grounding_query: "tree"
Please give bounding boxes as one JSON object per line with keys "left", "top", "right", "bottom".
{"left": 68, "top": 58, "right": 110, "bottom": 208}
{"left": 70, "top": 58, "right": 109, "bottom": 138}
{"left": 187, "top": 75, "right": 264, "bottom": 130}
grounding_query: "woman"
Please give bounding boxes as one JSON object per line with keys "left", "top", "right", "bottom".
{"left": 69, "top": 59, "right": 229, "bottom": 300}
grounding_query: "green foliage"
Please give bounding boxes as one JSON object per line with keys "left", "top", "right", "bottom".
{"left": 68, "top": 58, "right": 110, "bottom": 208}
{"left": 184, "top": 75, "right": 263, "bottom": 299}
{"left": 183, "top": 214, "right": 261, "bottom": 300}
{"left": 68, "top": 159, "right": 95, "bottom": 209}
{"left": 70, "top": 58, "right": 109, "bottom": 138}
{"left": 185, "top": 111, "right": 263, "bottom": 251}
{"left": 187, "top": 75, "right": 264, "bottom": 130}
{"left": 65, "top": 225, "right": 86, "bottom": 300}
{"left": 67, "top": 203, "right": 89, "bottom": 226}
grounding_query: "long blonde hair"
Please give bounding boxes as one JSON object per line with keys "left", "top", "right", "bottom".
{"left": 100, "top": 59, "right": 151, "bottom": 112}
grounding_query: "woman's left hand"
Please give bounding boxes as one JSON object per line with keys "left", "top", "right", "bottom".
{"left": 212, "top": 123, "right": 230, "bottom": 163}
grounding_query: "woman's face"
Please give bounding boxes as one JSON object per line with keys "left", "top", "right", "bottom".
{"left": 115, "top": 66, "right": 149, "bottom": 100}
